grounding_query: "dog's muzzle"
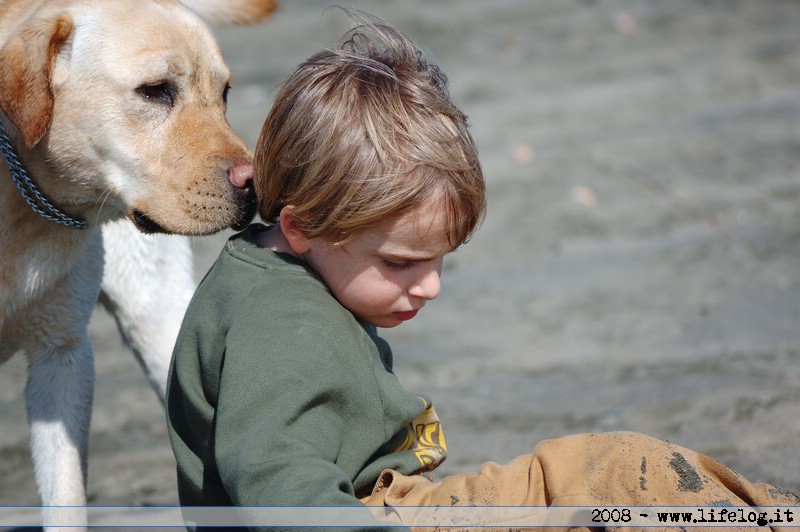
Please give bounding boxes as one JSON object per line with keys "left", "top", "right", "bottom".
{"left": 231, "top": 181, "right": 258, "bottom": 231}
{"left": 132, "top": 210, "right": 168, "bottom": 234}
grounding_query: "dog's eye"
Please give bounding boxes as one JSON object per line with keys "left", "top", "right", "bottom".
{"left": 222, "top": 85, "right": 230, "bottom": 105}
{"left": 136, "top": 82, "right": 176, "bottom": 106}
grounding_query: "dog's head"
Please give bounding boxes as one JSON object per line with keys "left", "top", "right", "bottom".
{"left": 0, "top": 0, "right": 276, "bottom": 235}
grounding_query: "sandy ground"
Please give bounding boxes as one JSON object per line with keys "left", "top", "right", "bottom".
{"left": 2, "top": 0, "right": 799, "bottom": 517}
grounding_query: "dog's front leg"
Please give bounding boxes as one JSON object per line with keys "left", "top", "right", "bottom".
{"left": 99, "top": 221, "right": 196, "bottom": 403}
{"left": 26, "top": 334, "right": 94, "bottom": 530}
{"left": 22, "top": 233, "right": 105, "bottom": 530}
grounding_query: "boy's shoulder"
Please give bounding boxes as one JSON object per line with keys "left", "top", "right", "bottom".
{"left": 216, "top": 225, "right": 355, "bottom": 325}
{"left": 189, "top": 223, "right": 329, "bottom": 321}
{"left": 223, "top": 223, "right": 301, "bottom": 268}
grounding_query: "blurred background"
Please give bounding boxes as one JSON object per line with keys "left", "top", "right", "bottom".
{"left": 2, "top": 0, "right": 799, "bottom": 506}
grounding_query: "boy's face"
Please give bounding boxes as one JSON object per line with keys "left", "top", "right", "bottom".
{"left": 302, "top": 206, "right": 456, "bottom": 328}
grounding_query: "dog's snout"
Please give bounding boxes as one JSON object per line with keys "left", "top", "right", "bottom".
{"left": 228, "top": 160, "right": 254, "bottom": 189}
{"left": 232, "top": 180, "right": 258, "bottom": 230}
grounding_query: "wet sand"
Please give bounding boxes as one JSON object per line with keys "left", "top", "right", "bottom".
{"left": 1, "top": 0, "right": 799, "bottom": 511}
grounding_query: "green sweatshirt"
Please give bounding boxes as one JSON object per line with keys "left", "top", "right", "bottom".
{"left": 166, "top": 224, "right": 446, "bottom": 515}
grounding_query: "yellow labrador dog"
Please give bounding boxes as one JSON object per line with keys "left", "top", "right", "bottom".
{"left": 0, "top": 0, "right": 275, "bottom": 526}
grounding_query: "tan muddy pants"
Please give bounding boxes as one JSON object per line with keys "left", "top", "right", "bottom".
{"left": 360, "top": 431, "right": 798, "bottom": 530}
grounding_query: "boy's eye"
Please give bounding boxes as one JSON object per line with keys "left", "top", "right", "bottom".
{"left": 382, "top": 259, "right": 414, "bottom": 271}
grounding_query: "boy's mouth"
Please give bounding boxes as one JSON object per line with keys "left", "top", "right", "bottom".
{"left": 393, "top": 309, "right": 419, "bottom": 321}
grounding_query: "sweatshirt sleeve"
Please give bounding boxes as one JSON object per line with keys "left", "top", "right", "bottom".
{"left": 212, "top": 282, "right": 409, "bottom": 530}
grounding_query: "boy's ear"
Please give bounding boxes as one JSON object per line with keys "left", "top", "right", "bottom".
{"left": 279, "top": 206, "right": 312, "bottom": 255}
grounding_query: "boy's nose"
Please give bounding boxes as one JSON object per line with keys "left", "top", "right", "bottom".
{"left": 408, "top": 262, "right": 442, "bottom": 301}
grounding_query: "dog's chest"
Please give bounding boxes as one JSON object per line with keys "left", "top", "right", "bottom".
{"left": 0, "top": 227, "right": 104, "bottom": 357}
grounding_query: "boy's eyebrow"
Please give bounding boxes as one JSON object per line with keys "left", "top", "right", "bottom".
{"left": 379, "top": 247, "right": 456, "bottom": 262}
{"left": 380, "top": 252, "right": 429, "bottom": 262}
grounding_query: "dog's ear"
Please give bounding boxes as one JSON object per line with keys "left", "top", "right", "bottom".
{"left": 0, "top": 14, "right": 73, "bottom": 150}
{"left": 179, "top": 0, "right": 278, "bottom": 26}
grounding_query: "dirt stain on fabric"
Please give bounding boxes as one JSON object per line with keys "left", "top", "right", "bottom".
{"left": 639, "top": 456, "right": 647, "bottom": 491}
{"left": 669, "top": 452, "right": 702, "bottom": 492}
{"left": 769, "top": 486, "right": 800, "bottom": 504}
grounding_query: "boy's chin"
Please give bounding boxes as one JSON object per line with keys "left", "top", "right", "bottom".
{"left": 368, "top": 316, "right": 404, "bottom": 329}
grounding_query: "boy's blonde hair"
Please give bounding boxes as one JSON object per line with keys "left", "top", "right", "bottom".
{"left": 254, "top": 9, "right": 485, "bottom": 247}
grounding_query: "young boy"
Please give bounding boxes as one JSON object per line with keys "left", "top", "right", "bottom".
{"left": 166, "top": 9, "right": 797, "bottom": 530}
